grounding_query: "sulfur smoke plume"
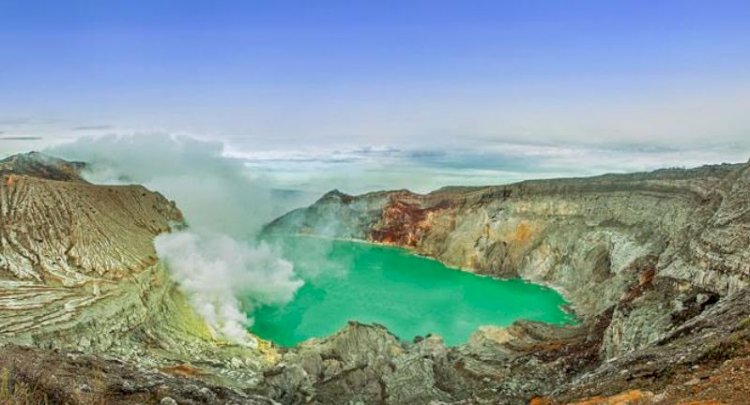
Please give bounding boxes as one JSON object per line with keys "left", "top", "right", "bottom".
{"left": 50, "top": 134, "right": 304, "bottom": 345}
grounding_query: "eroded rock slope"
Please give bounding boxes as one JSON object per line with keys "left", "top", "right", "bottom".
{"left": 0, "top": 152, "right": 275, "bottom": 404}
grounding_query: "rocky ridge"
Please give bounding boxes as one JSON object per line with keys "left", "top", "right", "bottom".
{"left": 265, "top": 160, "right": 750, "bottom": 403}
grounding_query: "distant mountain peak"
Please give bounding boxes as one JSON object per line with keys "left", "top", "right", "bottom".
{"left": 0, "top": 151, "right": 87, "bottom": 182}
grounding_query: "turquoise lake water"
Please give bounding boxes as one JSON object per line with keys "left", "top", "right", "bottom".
{"left": 249, "top": 236, "right": 574, "bottom": 347}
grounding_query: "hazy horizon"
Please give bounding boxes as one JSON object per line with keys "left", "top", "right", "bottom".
{"left": 2, "top": 1, "right": 749, "bottom": 194}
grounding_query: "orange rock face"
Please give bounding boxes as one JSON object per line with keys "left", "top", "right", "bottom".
{"left": 370, "top": 193, "right": 451, "bottom": 247}
{"left": 565, "top": 389, "right": 653, "bottom": 404}
{"left": 512, "top": 221, "right": 535, "bottom": 244}
{"left": 159, "top": 363, "right": 202, "bottom": 378}
{"left": 4, "top": 174, "right": 18, "bottom": 187}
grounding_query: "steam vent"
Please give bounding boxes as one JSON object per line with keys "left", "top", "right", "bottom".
{"left": 0, "top": 151, "right": 748, "bottom": 404}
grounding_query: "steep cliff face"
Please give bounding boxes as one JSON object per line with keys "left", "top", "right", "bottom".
{"left": 660, "top": 162, "right": 750, "bottom": 293}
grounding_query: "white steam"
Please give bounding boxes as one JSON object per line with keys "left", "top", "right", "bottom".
{"left": 154, "top": 231, "right": 301, "bottom": 344}
{"left": 49, "top": 134, "right": 305, "bottom": 344}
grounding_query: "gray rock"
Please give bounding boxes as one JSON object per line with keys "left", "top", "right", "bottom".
{"left": 160, "top": 397, "right": 178, "bottom": 405}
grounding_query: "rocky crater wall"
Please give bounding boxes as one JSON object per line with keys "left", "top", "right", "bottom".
{"left": 0, "top": 153, "right": 275, "bottom": 393}
{"left": 266, "top": 162, "right": 750, "bottom": 360}
{"left": 3, "top": 152, "right": 750, "bottom": 404}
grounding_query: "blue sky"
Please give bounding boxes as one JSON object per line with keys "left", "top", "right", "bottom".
{"left": 2, "top": 1, "right": 750, "bottom": 192}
